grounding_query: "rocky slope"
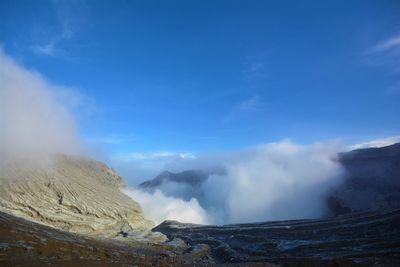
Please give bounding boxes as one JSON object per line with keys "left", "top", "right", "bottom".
{"left": 0, "top": 154, "right": 158, "bottom": 240}
{"left": 329, "top": 143, "right": 400, "bottom": 215}
{"left": 1, "top": 205, "right": 398, "bottom": 266}
{"left": 0, "top": 210, "right": 221, "bottom": 267}
{"left": 154, "top": 208, "right": 400, "bottom": 266}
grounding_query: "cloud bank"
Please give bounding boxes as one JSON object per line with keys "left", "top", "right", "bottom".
{"left": 0, "top": 49, "right": 82, "bottom": 163}
{"left": 122, "top": 140, "right": 345, "bottom": 225}
{"left": 122, "top": 187, "right": 210, "bottom": 225}
{"left": 212, "top": 141, "right": 343, "bottom": 223}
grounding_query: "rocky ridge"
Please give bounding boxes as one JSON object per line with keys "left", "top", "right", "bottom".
{"left": 0, "top": 154, "right": 161, "bottom": 241}
{"left": 139, "top": 170, "right": 208, "bottom": 189}
{"left": 329, "top": 143, "right": 400, "bottom": 215}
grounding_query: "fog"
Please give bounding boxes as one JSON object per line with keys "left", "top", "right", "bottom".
{"left": 0, "top": 49, "right": 82, "bottom": 163}
{"left": 122, "top": 187, "right": 210, "bottom": 225}
{"left": 123, "top": 140, "right": 345, "bottom": 224}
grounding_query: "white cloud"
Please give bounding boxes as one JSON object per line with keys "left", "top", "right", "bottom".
{"left": 0, "top": 48, "right": 83, "bottom": 162}
{"left": 220, "top": 141, "right": 343, "bottom": 222}
{"left": 122, "top": 187, "right": 210, "bottom": 225}
{"left": 348, "top": 136, "right": 400, "bottom": 150}
{"left": 196, "top": 140, "right": 344, "bottom": 223}
{"left": 124, "top": 140, "right": 345, "bottom": 224}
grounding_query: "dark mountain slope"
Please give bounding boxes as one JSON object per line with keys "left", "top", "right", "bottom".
{"left": 139, "top": 170, "right": 208, "bottom": 188}
{"left": 154, "top": 208, "right": 400, "bottom": 266}
{"left": 329, "top": 143, "right": 400, "bottom": 215}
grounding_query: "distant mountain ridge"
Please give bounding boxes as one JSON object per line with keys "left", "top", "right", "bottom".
{"left": 139, "top": 170, "right": 208, "bottom": 188}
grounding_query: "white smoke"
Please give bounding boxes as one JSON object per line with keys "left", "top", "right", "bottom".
{"left": 123, "top": 140, "right": 345, "bottom": 225}
{"left": 122, "top": 187, "right": 210, "bottom": 225}
{"left": 0, "top": 49, "right": 82, "bottom": 163}
{"left": 209, "top": 141, "right": 343, "bottom": 223}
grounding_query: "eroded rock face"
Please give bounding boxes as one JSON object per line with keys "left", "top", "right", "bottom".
{"left": 0, "top": 155, "right": 156, "bottom": 240}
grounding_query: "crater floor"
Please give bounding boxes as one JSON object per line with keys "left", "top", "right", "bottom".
{"left": 1, "top": 208, "right": 399, "bottom": 266}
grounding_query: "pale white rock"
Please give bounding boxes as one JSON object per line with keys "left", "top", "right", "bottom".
{"left": 0, "top": 154, "right": 164, "bottom": 242}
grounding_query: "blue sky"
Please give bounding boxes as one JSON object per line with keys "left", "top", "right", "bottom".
{"left": 1, "top": 0, "right": 400, "bottom": 156}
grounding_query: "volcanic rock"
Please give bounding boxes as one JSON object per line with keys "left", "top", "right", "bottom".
{"left": 329, "top": 143, "right": 400, "bottom": 215}
{"left": 0, "top": 154, "right": 158, "bottom": 240}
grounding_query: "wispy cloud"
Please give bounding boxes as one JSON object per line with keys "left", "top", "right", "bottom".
{"left": 31, "top": 20, "right": 74, "bottom": 57}
{"left": 243, "top": 62, "right": 267, "bottom": 81}
{"left": 366, "top": 33, "right": 400, "bottom": 96}
{"left": 32, "top": 41, "right": 57, "bottom": 56}
{"left": 242, "top": 54, "right": 268, "bottom": 82}
{"left": 224, "top": 95, "right": 264, "bottom": 122}
{"left": 113, "top": 151, "right": 196, "bottom": 162}
{"left": 366, "top": 33, "right": 400, "bottom": 72}
{"left": 368, "top": 35, "right": 400, "bottom": 54}
{"left": 85, "top": 136, "right": 124, "bottom": 145}
{"left": 237, "top": 95, "right": 262, "bottom": 111}
{"left": 384, "top": 83, "right": 400, "bottom": 96}
{"left": 29, "top": 0, "right": 84, "bottom": 58}
{"left": 109, "top": 150, "right": 196, "bottom": 182}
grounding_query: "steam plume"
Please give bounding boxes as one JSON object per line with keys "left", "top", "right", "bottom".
{"left": 123, "top": 140, "right": 344, "bottom": 224}
{"left": 0, "top": 49, "right": 81, "bottom": 163}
